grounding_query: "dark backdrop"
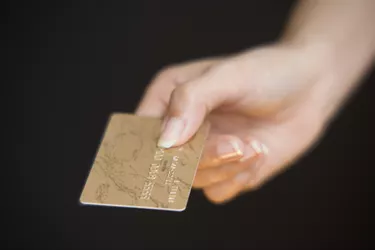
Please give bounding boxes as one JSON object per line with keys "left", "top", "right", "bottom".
{"left": 6, "top": 1, "right": 374, "bottom": 249}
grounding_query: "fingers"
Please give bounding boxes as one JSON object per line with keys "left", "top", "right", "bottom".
{"left": 193, "top": 158, "right": 257, "bottom": 188}
{"left": 199, "top": 139, "right": 268, "bottom": 203}
{"left": 203, "top": 171, "right": 252, "bottom": 204}
{"left": 135, "top": 83, "right": 172, "bottom": 117}
{"left": 199, "top": 134, "right": 244, "bottom": 169}
{"left": 157, "top": 62, "right": 243, "bottom": 148}
{"left": 203, "top": 152, "right": 266, "bottom": 204}
{"left": 194, "top": 138, "right": 264, "bottom": 188}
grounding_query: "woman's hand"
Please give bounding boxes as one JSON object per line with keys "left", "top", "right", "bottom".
{"left": 135, "top": 0, "right": 375, "bottom": 204}
{"left": 136, "top": 43, "right": 336, "bottom": 203}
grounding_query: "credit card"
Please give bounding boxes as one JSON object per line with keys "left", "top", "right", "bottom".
{"left": 80, "top": 113, "right": 209, "bottom": 211}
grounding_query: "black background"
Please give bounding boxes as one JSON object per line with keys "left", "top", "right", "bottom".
{"left": 6, "top": 1, "right": 374, "bottom": 249}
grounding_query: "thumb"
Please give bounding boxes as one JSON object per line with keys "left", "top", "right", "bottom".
{"left": 157, "top": 65, "right": 241, "bottom": 148}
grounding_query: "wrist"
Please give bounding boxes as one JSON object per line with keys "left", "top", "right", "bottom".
{"left": 279, "top": 39, "right": 360, "bottom": 127}
{"left": 295, "top": 40, "right": 370, "bottom": 129}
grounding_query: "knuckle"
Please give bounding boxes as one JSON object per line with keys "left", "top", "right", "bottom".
{"left": 145, "top": 65, "right": 179, "bottom": 94}
{"left": 172, "top": 84, "right": 193, "bottom": 103}
{"left": 154, "top": 65, "right": 178, "bottom": 82}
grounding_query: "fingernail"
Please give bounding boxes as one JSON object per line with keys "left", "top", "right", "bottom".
{"left": 240, "top": 140, "right": 268, "bottom": 162}
{"left": 251, "top": 141, "right": 268, "bottom": 155}
{"left": 217, "top": 139, "right": 243, "bottom": 162}
{"left": 157, "top": 117, "right": 185, "bottom": 148}
{"left": 243, "top": 141, "right": 269, "bottom": 186}
{"left": 234, "top": 171, "right": 252, "bottom": 185}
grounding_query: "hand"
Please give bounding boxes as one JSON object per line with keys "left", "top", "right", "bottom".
{"left": 136, "top": 43, "right": 339, "bottom": 203}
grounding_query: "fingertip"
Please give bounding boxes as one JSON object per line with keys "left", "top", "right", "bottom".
{"left": 162, "top": 82, "right": 211, "bottom": 147}
{"left": 203, "top": 171, "right": 252, "bottom": 204}
{"left": 203, "top": 188, "right": 227, "bottom": 204}
{"left": 157, "top": 117, "right": 186, "bottom": 148}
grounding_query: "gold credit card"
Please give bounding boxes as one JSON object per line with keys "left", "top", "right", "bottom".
{"left": 80, "top": 113, "right": 209, "bottom": 211}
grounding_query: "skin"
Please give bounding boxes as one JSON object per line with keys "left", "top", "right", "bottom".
{"left": 136, "top": 0, "right": 375, "bottom": 204}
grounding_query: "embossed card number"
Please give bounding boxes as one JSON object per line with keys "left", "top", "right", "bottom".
{"left": 79, "top": 113, "right": 209, "bottom": 211}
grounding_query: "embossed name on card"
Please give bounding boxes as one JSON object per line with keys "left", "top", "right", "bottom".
{"left": 80, "top": 113, "right": 209, "bottom": 211}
